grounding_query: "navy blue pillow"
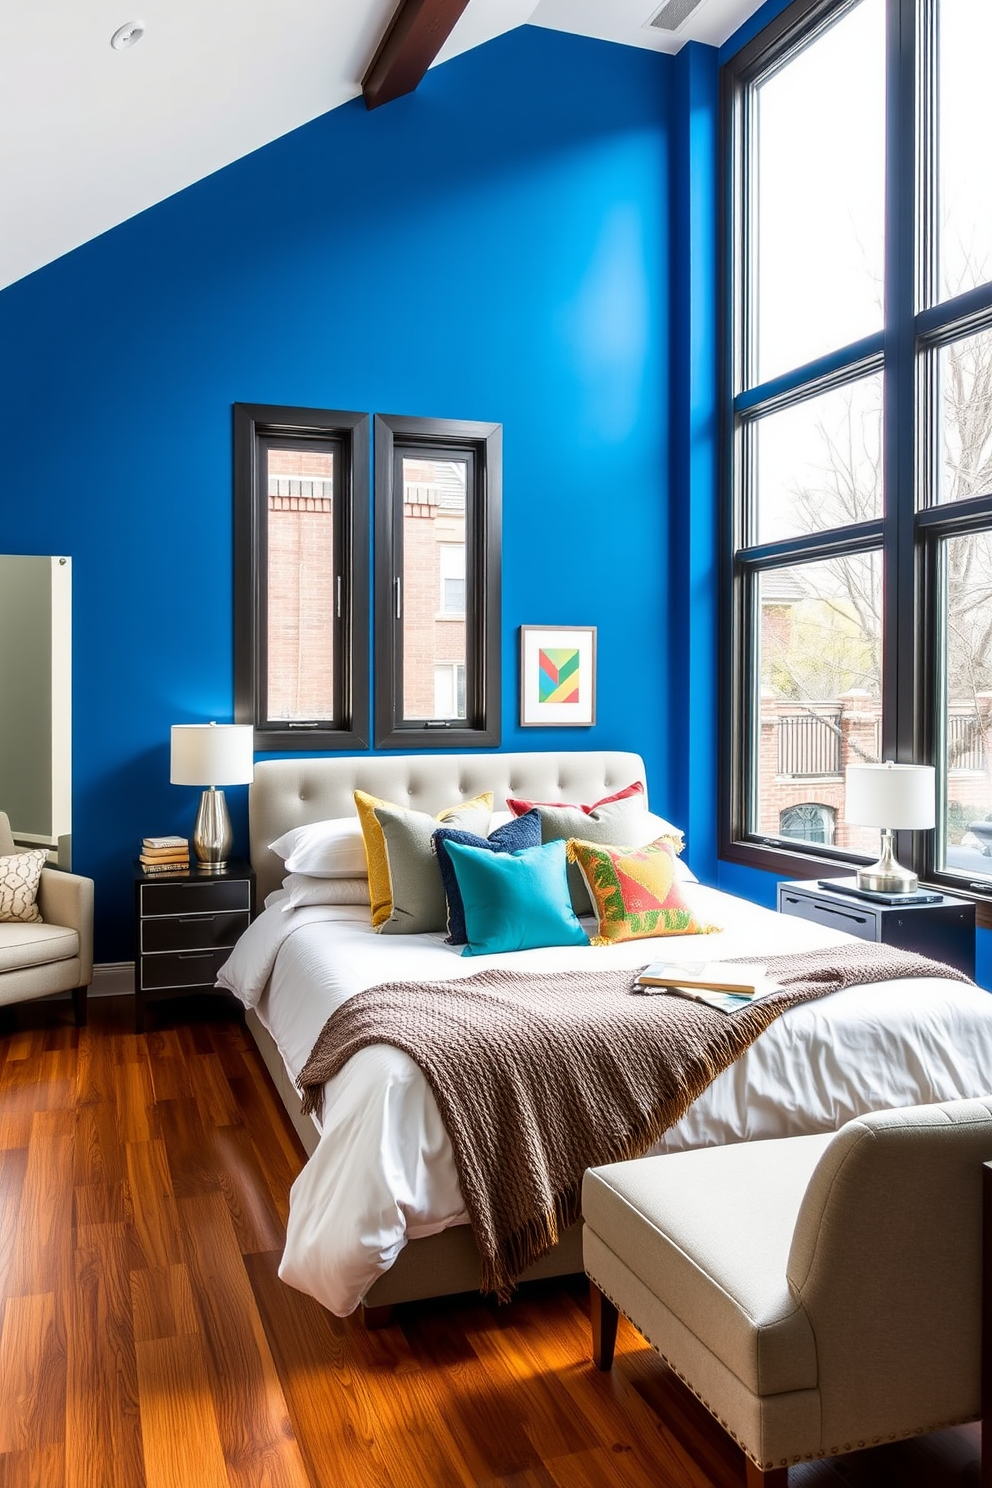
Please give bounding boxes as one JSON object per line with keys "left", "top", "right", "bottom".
{"left": 432, "top": 809, "right": 542, "bottom": 944}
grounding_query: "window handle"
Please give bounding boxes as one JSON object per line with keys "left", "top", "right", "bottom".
{"left": 395, "top": 577, "right": 402, "bottom": 619}
{"left": 336, "top": 575, "right": 342, "bottom": 618}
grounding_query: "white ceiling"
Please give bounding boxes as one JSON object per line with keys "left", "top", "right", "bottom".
{"left": 0, "top": 0, "right": 762, "bottom": 291}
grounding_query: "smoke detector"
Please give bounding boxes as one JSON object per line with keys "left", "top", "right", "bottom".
{"left": 110, "top": 21, "right": 145, "bottom": 50}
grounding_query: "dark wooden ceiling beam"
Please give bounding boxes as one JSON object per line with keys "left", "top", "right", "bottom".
{"left": 362, "top": 0, "right": 471, "bottom": 110}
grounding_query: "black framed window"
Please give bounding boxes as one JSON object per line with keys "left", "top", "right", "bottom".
{"left": 723, "top": 0, "right": 992, "bottom": 916}
{"left": 374, "top": 415, "right": 501, "bottom": 749}
{"left": 234, "top": 403, "right": 369, "bottom": 751}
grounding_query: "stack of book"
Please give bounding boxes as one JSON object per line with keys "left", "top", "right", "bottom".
{"left": 632, "top": 960, "right": 781, "bottom": 1014}
{"left": 139, "top": 836, "right": 190, "bottom": 874}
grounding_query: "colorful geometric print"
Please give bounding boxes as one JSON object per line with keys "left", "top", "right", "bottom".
{"left": 566, "top": 835, "right": 719, "bottom": 947}
{"left": 538, "top": 647, "right": 580, "bottom": 705}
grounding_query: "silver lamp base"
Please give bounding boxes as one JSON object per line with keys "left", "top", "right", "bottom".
{"left": 193, "top": 786, "right": 233, "bottom": 872}
{"left": 856, "top": 828, "right": 918, "bottom": 895}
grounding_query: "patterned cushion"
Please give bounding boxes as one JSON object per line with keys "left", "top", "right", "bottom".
{"left": 514, "top": 792, "right": 676, "bottom": 916}
{"left": 0, "top": 848, "right": 48, "bottom": 924}
{"left": 354, "top": 790, "right": 493, "bottom": 932}
{"left": 433, "top": 809, "right": 543, "bottom": 944}
{"left": 566, "top": 836, "right": 719, "bottom": 946}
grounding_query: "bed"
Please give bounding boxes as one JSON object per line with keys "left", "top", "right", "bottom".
{"left": 222, "top": 750, "right": 992, "bottom": 1320}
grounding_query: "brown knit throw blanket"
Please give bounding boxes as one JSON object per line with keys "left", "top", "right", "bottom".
{"left": 297, "top": 942, "right": 973, "bottom": 1300}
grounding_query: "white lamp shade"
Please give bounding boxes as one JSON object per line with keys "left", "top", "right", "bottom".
{"left": 845, "top": 762, "right": 936, "bottom": 830}
{"left": 170, "top": 723, "right": 255, "bottom": 787}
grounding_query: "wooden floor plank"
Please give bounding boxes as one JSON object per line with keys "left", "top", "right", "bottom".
{"left": 124, "top": 1140, "right": 183, "bottom": 1271}
{"left": 115, "top": 1056, "right": 156, "bottom": 1145}
{"left": 67, "top": 1222, "right": 144, "bottom": 1488}
{"left": 0, "top": 1292, "right": 64, "bottom": 1453}
{"left": 0, "top": 1146, "right": 28, "bottom": 1307}
{"left": 10, "top": 1108, "right": 74, "bottom": 1300}
{"left": 0, "top": 1444, "right": 65, "bottom": 1488}
{"left": 134, "top": 1333, "right": 230, "bottom": 1488}
{"left": 246, "top": 1249, "right": 396, "bottom": 1488}
{"left": 179, "top": 1190, "right": 311, "bottom": 1488}
{"left": 209, "top": 1122, "right": 286, "bottom": 1256}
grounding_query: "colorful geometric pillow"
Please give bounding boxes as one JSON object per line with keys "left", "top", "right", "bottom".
{"left": 566, "top": 836, "right": 719, "bottom": 947}
{"left": 354, "top": 790, "right": 493, "bottom": 931}
{"left": 0, "top": 848, "right": 48, "bottom": 924}
{"left": 443, "top": 838, "right": 589, "bottom": 957}
{"left": 433, "top": 809, "right": 542, "bottom": 944}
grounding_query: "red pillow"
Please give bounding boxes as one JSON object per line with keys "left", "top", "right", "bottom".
{"left": 506, "top": 780, "right": 645, "bottom": 818}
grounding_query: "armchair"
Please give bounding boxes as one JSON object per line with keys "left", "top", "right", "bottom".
{"left": 0, "top": 812, "right": 93, "bottom": 1025}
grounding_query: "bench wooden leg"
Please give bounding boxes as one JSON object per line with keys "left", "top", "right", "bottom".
{"left": 359, "top": 1303, "right": 393, "bottom": 1330}
{"left": 71, "top": 987, "right": 87, "bottom": 1027}
{"left": 590, "top": 1283, "right": 618, "bottom": 1371}
{"left": 745, "top": 1462, "right": 787, "bottom": 1487}
{"left": 983, "top": 1162, "right": 992, "bottom": 1486}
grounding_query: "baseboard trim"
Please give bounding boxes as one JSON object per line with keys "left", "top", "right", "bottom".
{"left": 91, "top": 962, "right": 135, "bottom": 998}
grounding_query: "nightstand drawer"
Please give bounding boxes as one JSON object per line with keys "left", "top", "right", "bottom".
{"left": 139, "top": 879, "right": 251, "bottom": 918}
{"left": 777, "top": 889, "right": 880, "bottom": 941}
{"left": 139, "top": 947, "right": 233, "bottom": 992}
{"left": 140, "top": 909, "right": 250, "bottom": 954}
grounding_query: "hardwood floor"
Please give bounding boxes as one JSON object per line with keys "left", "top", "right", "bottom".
{"left": 0, "top": 993, "right": 981, "bottom": 1488}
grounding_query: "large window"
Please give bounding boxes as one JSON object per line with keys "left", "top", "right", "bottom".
{"left": 724, "top": 0, "right": 992, "bottom": 912}
{"left": 373, "top": 415, "right": 501, "bottom": 749}
{"left": 234, "top": 404, "right": 369, "bottom": 751}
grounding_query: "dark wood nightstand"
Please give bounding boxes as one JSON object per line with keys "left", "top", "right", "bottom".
{"left": 133, "top": 858, "right": 255, "bottom": 1031}
{"left": 777, "top": 878, "right": 976, "bottom": 980}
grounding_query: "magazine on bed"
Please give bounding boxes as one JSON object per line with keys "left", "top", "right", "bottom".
{"left": 633, "top": 960, "right": 783, "bottom": 1013}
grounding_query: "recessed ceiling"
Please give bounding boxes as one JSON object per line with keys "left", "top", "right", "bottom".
{"left": 0, "top": 0, "right": 763, "bottom": 292}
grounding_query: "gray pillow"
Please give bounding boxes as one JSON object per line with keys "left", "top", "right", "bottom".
{"left": 533, "top": 796, "right": 679, "bottom": 915}
{"left": 374, "top": 797, "right": 493, "bottom": 934}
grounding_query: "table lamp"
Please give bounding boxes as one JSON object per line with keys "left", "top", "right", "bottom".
{"left": 844, "top": 761, "right": 936, "bottom": 894}
{"left": 170, "top": 723, "right": 254, "bottom": 871}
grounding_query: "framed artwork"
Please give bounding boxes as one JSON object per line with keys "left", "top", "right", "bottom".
{"left": 519, "top": 626, "right": 597, "bottom": 727}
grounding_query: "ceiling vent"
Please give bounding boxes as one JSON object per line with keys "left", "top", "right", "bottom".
{"left": 647, "top": 0, "right": 706, "bottom": 31}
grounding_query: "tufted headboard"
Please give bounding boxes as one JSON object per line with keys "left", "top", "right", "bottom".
{"left": 249, "top": 750, "right": 647, "bottom": 901}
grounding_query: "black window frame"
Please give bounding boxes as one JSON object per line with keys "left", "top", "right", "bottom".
{"left": 234, "top": 402, "right": 370, "bottom": 752}
{"left": 373, "top": 414, "right": 501, "bottom": 750}
{"left": 721, "top": 0, "right": 992, "bottom": 924}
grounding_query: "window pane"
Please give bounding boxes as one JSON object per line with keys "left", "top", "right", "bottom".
{"left": 266, "top": 448, "right": 335, "bottom": 721}
{"left": 934, "top": 326, "right": 992, "bottom": 505}
{"left": 754, "top": 0, "right": 884, "bottom": 384}
{"left": 753, "top": 376, "right": 882, "bottom": 544}
{"left": 936, "top": 0, "right": 992, "bottom": 304}
{"left": 753, "top": 553, "right": 882, "bottom": 857}
{"left": 938, "top": 532, "right": 992, "bottom": 883}
{"left": 402, "top": 457, "right": 467, "bottom": 720}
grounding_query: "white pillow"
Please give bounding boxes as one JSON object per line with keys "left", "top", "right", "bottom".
{"left": 636, "top": 811, "right": 697, "bottom": 882}
{"left": 269, "top": 817, "right": 367, "bottom": 878}
{"left": 281, "top": 874, "right": 370, "bottom": 911}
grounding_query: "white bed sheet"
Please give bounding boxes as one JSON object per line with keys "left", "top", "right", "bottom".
{"left": 217, "top": 882, "right": 992, "bottom": 1316}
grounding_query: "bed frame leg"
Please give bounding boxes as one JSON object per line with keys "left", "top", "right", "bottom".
{"left": 359, "top": 1302, "right": 393, "bottom": 1330}
{"left": 590, "top": 1283, "right": 618, "bottom": 1371}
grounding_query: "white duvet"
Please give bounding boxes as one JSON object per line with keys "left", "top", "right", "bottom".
{"left": 216, "top": 882, "right": 992, "bottom": 1316}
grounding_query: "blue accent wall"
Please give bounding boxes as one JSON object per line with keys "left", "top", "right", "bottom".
{"left": 0, "top": 26, "right": 674, "bottom": 961}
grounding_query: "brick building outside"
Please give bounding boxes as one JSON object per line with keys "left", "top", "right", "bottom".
{"left": 264, "top": 449, "right": 466, "bottom": 723}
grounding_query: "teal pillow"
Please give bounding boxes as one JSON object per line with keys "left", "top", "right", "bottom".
{"left": 443, "top": 838, "right": 589, "bottom": 957}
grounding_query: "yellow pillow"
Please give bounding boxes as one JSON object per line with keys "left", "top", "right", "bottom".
{"left": 354, "top": 790, "right": 494, "bottom": 928}
{"left": 566, "top": 835, "right": 719, "bottom": 947}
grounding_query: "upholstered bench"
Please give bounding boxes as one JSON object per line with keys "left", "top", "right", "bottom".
{"left": 582, "top": 1099, "right": 992, "bottom": 1487}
